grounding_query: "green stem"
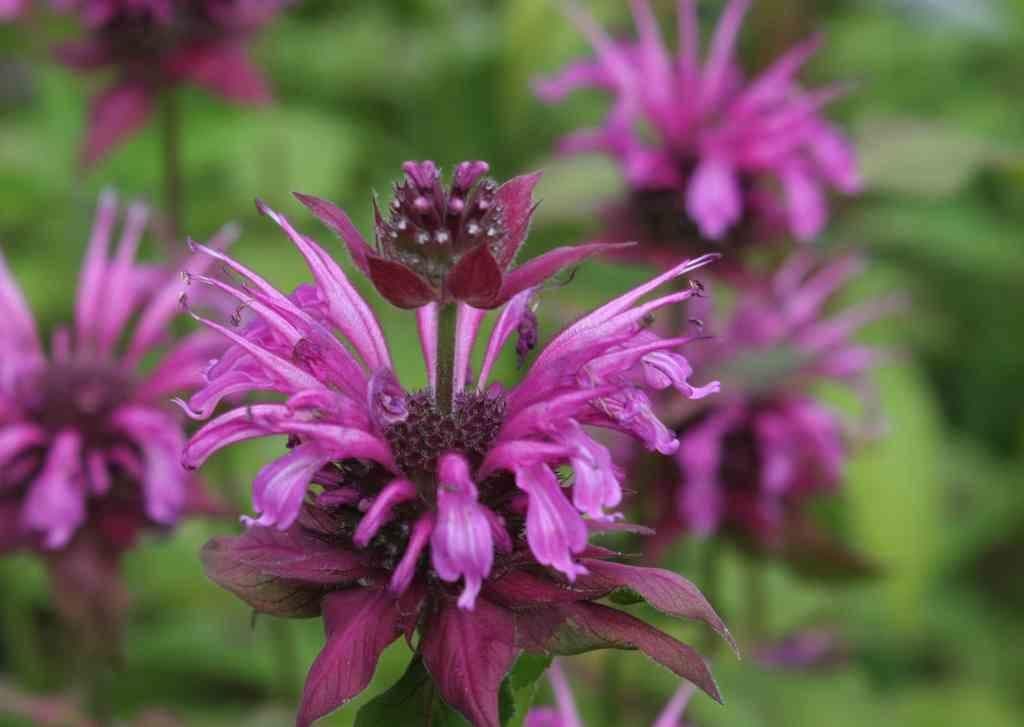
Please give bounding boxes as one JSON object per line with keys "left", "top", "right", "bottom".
{"left": 601, "top": 652, "right": 624, "bottom": 723}
{"left": 746, "top": 554, "right": 767, "bottom": 643}
{"left": 435, "top": 303, "right": 458, "bottom": 413}
{"left": 700, "top": 539, "right": 724, "bottom": 657}
{"left": 161, "top": 91, "right": 183, "bottom": 241}
{"left": 269, "top": 619, "right": 300, "bottom": 703}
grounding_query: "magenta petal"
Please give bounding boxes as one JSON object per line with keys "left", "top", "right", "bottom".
{"left": 293, "top": 192, "right": 374, "bottom": 275}
{"left": 495, "top": 242, "right": 632, "bottom": 306}
{"left": 421, "top": 599, "right": 517, "bottom": 727}
{"left": 353, "top": 479, "right": 416, "bottom": 547}
{"left": 22, "top": 430, "right": 84, "bottom": 548}
{"left": 515, "top": 463, "right": 588, "bottom": 580}
{"left": 247, "top": 442, "right": 333, "bottom": 530}
{"left": 366, "top": 256, "right": 436, "bottom": 309}
{"left": 81, "top": 83, "right": 155, "bottom": 167}
{"left": 297, "top": 589, "right": 401, "bottom": 727}
{"left": 579, "top": 560, "right": 736, "bottom": 654}
{"left": 431, "top": 453, "right": 494, "bottom": 609}
{"left": 686, "top": 157, "right": 742, "bottom": 239}
{"left": 493, "top": 171, "right": 542, "bottom": 268}
{"left": 446, "top": 244, "right": 503, "bottom": 308}
{"left": 781, "top": 161, "right": 826, "bottom": 241}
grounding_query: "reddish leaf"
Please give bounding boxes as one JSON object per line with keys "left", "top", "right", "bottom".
{"left": 484, "top": 568, "right": 611, "bottom": 607}
{"left": 201, "top": 534, "right": 329, "bottom": 617}
{"left": 366, "top": 256, "right": 436, "bottom": 309}
{"left": 421, "top": 599, "right": 517, "bottom": 727}
{"left": 205, "top": 526, "right": 371, "bottom": 585}
{"left": 297, "top": 589, "right": 401, "bottom": 727}
{"left": 578, "top": 560, "right": 737, "bottom": 654}
{"left": 446, "top": 244, "right": 503, "bottom": 307}
{"left": 519, "top": 602, "right": 721, "bottom": 703}
{"left": 493, "top": 172, "right": 542, "bottom": 267}
{"left": 54, "top": 38, "right": 112, "bottom": 70}
{"left": 170, "top": 43, "right": 271, "bottom": 104}
{"left": 81, "top": 82, "right": 154, "bottom": 167}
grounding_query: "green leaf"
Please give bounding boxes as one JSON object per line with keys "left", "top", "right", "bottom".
{"left": 498, "top": 653, "right": 553, "bottom": 727}
{"left": 354, "top": 657, "right": 470, "bottom": 727}
{"left": 608, "top": 587, "right": 645, "bottom": 606}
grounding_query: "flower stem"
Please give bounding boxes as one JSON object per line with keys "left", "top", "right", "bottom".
{"left": 161, "top": 90, "right": 183, "bottom": 241}
{"left": 700, "top": 539, "right": 724, "bottom": 656}
{"left": 435, "top": 303, "right": 458, "bottom": 413}
{"left": 269, "top": 619, "right": 301, "bottom": 703}
{"left": 746, "top": 554, "right": 767, "bottom": 642}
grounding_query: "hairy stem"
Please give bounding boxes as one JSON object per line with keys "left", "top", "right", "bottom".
{"left": 435, "top": 303, "right": 458, "bottom": 413}
{"left": 161, "top": 90, "right": 183, "bottom": 242}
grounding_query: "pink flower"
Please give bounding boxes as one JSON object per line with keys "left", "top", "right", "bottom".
{"left": 0, "top": 0, "right": 27, "bottom": 21}
{"left": 0, "top": 190, "right": 236, "bottom": 555}
{"left": 536, "top": 0, "right": 861, "bottom": 244}
{"left": 183, "top": 162, "right": 730, "bottom": 726}
{"left": 652, "top": 253, "right": 899, "bottom": 546}
{"left": 54, "top": 1, "right": 289, "bottom": 165}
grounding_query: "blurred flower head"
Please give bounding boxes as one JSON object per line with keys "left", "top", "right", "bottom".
{"left": 525, "top": 659, "right": 698, "bottom": 727}
{"left": 536, "top": 0, "right": 861, "bottom": 245}
{"left": 0, "top": 0, "right": 27, "bottom": 21}
{"left": 54, "top": 0, "right": 289, "bottom": 165}
{"left": 653, "top": 253, "right": 898, "bottom": 547}
{"left": 0, "top": 190, "right": 235, "bottom": 556}
{"left": 181, "top": 162, "right": 729, "bottom": 725}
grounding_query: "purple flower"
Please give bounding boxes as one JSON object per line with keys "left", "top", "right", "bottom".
{"left": 525, "top": 659, "right": 698, "bottom": 727}
{"left": 183, "top": 161, "right": 729, "bottom": 726}
{"left": 0, "top": 190, "right": 235, "bottom": 556}
{"left": 293, "top": 161, "right": 626, "bottom": 309}
{"left": 752, "top": 626, "right": 849, "bottom": 672}
{"left": 536, "top": 0, "right": 861, "bottom": 244}
{"left": 0, "top": 0, "right": 27, "bottom": 20}
{"left": 54, "top": 1, "right": 289, "bottom": 165}
{"left": 652, "top": 253, "right": 898, "bottom": 546}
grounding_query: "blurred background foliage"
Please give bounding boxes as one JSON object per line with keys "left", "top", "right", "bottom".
{"left": 1, "top": 0, "right": 1023, "bottom": 725}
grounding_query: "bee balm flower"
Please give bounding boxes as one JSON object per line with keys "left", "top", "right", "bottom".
{"left": 536, "top": 0, "right": 861, "bottom": 245}
{"left": 0, "top": 190, "right": 234, "bottom": 554}
{"left": 182, "top": 161, "right": 729, "bottom": 726}
{"left": 55, "top": 0, "right": 289, "bottom": 165}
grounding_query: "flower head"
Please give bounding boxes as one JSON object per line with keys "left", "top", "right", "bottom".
{"left": 182, "top": 163, "right": 729, "bottom": 725}
{"left": 536, "top": 0, "right": 861, "bottom": 244}
{"left": 294, "top": 161, "right": 626, "bottom": 309}
{"left": 0, "top": 0, "right": 27, "bottom": 21}
{"left": 652, "top": 253, "right": 897, "bottom": 546}
{"left": 54, "top": 0, "right": 289, "bottom": 165}
{"left": 526, "top": 659, "right": 698, "bottom": 727}
{"left": 0, "top": 191, "right": 235, "bottom": 555}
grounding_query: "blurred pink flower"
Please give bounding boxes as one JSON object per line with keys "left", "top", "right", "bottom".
{"left": 536, "top": 0, "right": 861, "bottom": 244}
{"left": 0, "top": 190, "right": 235, "bottom": 555}
{"left": 648, "top": 252, "right": 899, "bottom": 548}
{"left": 54, "top": 1, "right": 290, "bottom": 165}
{"left": 0, "top": 0, "right": 27, "bottom": 21}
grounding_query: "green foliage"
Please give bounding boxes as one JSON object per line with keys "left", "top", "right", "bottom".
{"left": 2, "top": 0, "right": 1024, "bottom": 725}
